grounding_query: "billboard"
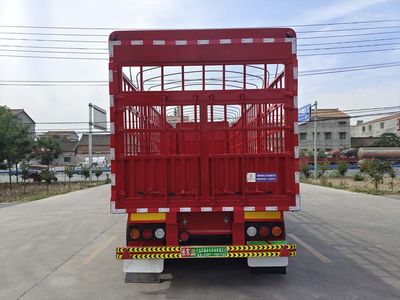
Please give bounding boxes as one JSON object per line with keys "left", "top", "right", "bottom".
{"left": 298, "top": 104, "right": 311, "bottom": 123}
{"left": 92, "top": 104, "right": 107, "bottom": 131}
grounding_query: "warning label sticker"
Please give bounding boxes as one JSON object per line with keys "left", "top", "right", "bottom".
{"left": 247, "top": 172, "right": 277, "bottom": 183}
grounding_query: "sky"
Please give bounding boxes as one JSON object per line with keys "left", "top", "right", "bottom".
{"left": 0, "top": 0, "right": 399, "bottom": 132}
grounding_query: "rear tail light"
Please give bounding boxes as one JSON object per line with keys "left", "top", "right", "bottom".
{"left": 246, "top": 226, "right": 257, "bottom": 237}
{"left": 271, "top": 226, "right": 282, "bottom": 237}
{"left": 154, "top": 228, "right": 165, "bottom": 239}
{"left": 129, "top": 228, "right": 140, "bottom": 240}
{"left": 180, "top": 231, "right": 190, "bottom": 242}
{"left": 142, "top": 228, "right": 153, "bottom": 240}
{"left": 259, "top": 226, "right": 269, "bottom": 237}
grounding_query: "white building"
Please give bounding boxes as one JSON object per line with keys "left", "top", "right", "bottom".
{"left": 353, "top": 113, "right": 400, "bottom": 137}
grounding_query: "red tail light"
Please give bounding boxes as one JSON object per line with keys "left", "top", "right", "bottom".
{"left": 142, "top": 228, "right": 153, "bottom": 240}
{"left": 180, "top": 231, "right": 189, "bottom": 242}
{"left": 129, "top": 228, "right": 140, "bottom": 240}
{"left": 271, "top": 226, "right": 282, "bottom": 237}
{"left": 259, "top": 226, "right": 269, "bottom": 237}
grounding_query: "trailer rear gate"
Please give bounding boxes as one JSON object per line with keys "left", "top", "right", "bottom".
{"left": 109, "top": 29, "right": 299, "bottom": 214}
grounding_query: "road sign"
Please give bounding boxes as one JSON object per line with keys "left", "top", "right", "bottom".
{"left": 298, "top": 104, "right": 311, "bottom": 123}
{"left": 92, "top": 104, "right": 107, "bottom": 130}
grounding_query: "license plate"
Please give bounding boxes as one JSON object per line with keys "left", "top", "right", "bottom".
{"left": 181, "top": 246, "right": 228, "bottom": 258}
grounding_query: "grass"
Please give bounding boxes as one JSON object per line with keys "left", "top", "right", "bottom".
{"left": 301, "top": 175, "right": 400, "bottom": 196}
{"left": 0, "top": 181, "right": 108, "bottom": 203}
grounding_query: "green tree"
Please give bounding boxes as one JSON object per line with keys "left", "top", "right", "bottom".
{"left": 0, "top": 106, "right": 32, "bottom": 190}
{"left": 300, "top": 162, "right": 311, "bottom": 179}
{"left": 363, "top": 159, "right": 391, "bottom": 191}
{"left": 374, "top": 133, "right": 400, "bottom": 147}
{"left": 40, "top": 169, "right": 57, "bottom": 195}
{"left": 32, "top": 136, "right": 61, "bottom": 166}
{"left": 94, "top": 167, "right": 103, "bottom": 181}
{"left": 80, "top": 166, "right": 90, "bottom": 184}
{"left": 336, "top": 161, "right": 348, "bottom": 178}
{"left": 64, "top": 165, "right": 74, "bottom": 189}
{"left": 388, "top": 166, "right": 397, "bottom": 191}
{"left": 318, "top": 161, "right": 330, "bottom": 178}
{"left": 20, "top": 163, "right": 30, "bottom": 193}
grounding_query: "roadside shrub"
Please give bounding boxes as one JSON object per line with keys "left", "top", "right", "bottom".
{"left": 318, "top": 161, "right": 330, "bottom": 178}
{"left": 80, "top": 166, "right": 90, "bottom": 184}
{"left": 353, "top": 173, "right": 364, "bottom": 182}
{"left": 95, "top": 168, "right": 103, "bottom": 181}
{"left": 363, "top": 159, "right": 391, "bottom": 191}
{"left": 300, "top": 163, "right": 311, "bottom": 179}
{"left": 336, "top": 161, "right": 348, "bottom": 178}
{"left": 64, "top": 165, "right": 74, "bottom": 189}
{"left": 388, "top": 165, "right": 397, "bottom": 191}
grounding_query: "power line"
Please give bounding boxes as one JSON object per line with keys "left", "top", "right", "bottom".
{"left": 300, "top": 61, "right": 400, "bottom": 73}
{"left": 298, "top": 47, "right": 400, "bottom": 57}
{"left": 298, "top": 37, "right": 400, "bottom": 47}
{"left": 299, "top": 42, "right": 400, "bottom": 51}
{"left": 297, "top": 25, "right": 400, "bottom": 34}
{"left": 0, "top": 31, "right": 108, "bottom": 37}
{"left": 0, "top": 54, "right": 108, "bottom": 60}
{"left": 0, "top": 44, "right": 107, "bottom": 51}
{"left": 298, "top": 30, "right": 400, "bottom": 39}
{"left": 1, "top": 19, "right": 400, "bottom": 30}
{"left": 299, "top": 63, "right": 400, "bottom": 75}
{"left": 0, "top": 48, "right": 107, "bottom": 55}
{"left": 0, "top": 37, "right": 106, "bottom": 43}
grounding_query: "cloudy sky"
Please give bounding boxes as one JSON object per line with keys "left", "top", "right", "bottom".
{"left": 0, "top": 0, "right": 399, "bottom": 132}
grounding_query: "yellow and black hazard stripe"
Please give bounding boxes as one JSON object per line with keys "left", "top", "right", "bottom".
{"left": 228, "top": 251, "right": 296, "bottom": 258}
{"left": 116, "top": 246, "right": 181, "bottom": 254}
{"left": 227, "top": 244, "right": 296, "bottom": 251}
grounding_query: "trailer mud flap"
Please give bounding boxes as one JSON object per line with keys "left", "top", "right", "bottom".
{"left": 116, "top": 244, "right": 296, "bottom": 260}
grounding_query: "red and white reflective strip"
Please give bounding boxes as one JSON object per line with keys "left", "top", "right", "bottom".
{"left": 289, "top": 195, "right": 301, "bottom": 211}
{"left": 110, "top": 201, "right": 126, "bottom": 214}
{"left": 109, "top": 37, "right": 297, "bottom": 54}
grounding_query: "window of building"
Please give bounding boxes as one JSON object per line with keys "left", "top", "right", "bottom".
{"left": 338, "top": 121, "right": 346, "bottom": 126}
{"left": 380, "top": 122, "right": 384, "bottom": 129}
{"left": 339, "top": 132, "right": 346, "bottom": 140}
{"left": 368, "top": 124, "right": 372, "bottom": 131}
{"left": 299, "top": 133, "right": 307, "bottom": 140}
{"left": 362, "top": 126, "right": 365, "bottom": 132}
{"left": 64, "top": 157, "right": 71, "bottom": 163}
{"left": 324, "top": 132, "right": 331, "bottom": 140}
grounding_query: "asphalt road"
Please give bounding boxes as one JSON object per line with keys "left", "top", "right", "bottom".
{"left": 0, "top": 184, "right": 399, "bottom": 300}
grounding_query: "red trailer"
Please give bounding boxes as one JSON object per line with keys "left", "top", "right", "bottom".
{"left": 109, "top": 28, "right": 299, "bottom": 276}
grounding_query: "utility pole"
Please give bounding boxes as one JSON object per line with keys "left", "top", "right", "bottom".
{"left": 313, "top": 100, "right": 318, "bottom": 180}
{"left": 88, "top": 103, "right": 93, "bottom": 183}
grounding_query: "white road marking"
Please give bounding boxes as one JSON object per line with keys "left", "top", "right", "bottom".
{"left": 288, "top": 233, "right": 333, "bottom": 263}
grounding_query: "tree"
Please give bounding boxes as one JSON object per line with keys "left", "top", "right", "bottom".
{"left": 0, "top": 106, "right": 32, "bottom": 190}
{"left": 40, "top": 169, "right": 57, "bottom": 195}
{"left": 32, "top": 136, "right": 61, "bottom": 166}
{"left": 363, "top": 159, "right": 391, "bottom": 191}
{"left": 80, "top": 166, "right": 90, "bottom": 184}
{"left": 388, "top": 165, "right": 397, "bottom": 191}
{"left": 20, "top": 163, "right": 31, "bottom": 193}
{"left": 94, "top": 167, "right": 103, "bottom": 181}
{"left": 64, "top": 165, "right": 74, "bottom": 189}
{"left": 374, "top": 133, "right": 400, "bottom": 147}
{"left": 318, "top": 161, "right": 330, "bottom": 178}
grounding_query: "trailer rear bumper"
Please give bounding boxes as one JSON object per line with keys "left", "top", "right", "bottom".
{"left": 116, "top": 243, "right": 296, "bottom": 260}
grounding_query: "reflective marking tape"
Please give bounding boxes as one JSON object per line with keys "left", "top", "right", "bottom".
{"left": 109, "top": 95, "right": 114, "bottom": 107}
{"left": 197, "top": 39, "right": 209, "bottom": 45}
{"left": 110, "top": 148, "right": 115, "bottom": 160}
{"left": 109, "top": 70, "right": 113, "bottom": 82}
{"left": 201, "top": 207, "right": 212, "bottom": 212}
{"left": 222, "top": 207, "right": 234, "bottom": 211}
{"left": 175, "top": 40, "right": 187, "bottom": 45}
{"left": 293, "top": 67, "right": 298, "bottom": 80}
{"left": 110, "top": 122, "right": 115, "bottom": 134}
{"left": 295, "top": 172, "right": 300, "bottom": 184}
{"left": 244, "top": 211, "right": 281, "bottom": 220}
{"left": 265, "top": 206, "right": 278, "bottom": 211}
{"left": 285, "top": 37, "right": 297, "bottom": 54}
{"left": 294, "top": 146, "right": 299, "bottom": 158}
{"left": 244, "top": 206, "right": 255, "bottom": 212}
{"left": 180, "top": 207, "right": 191, "bottom": 212}
{"left": 241, "top": 38, "right": 253, "bottom": 43}
{"left": 116, "top": 246, "right": 180, "bottom": 253}
{"left": 136, "top": 208, "right": 148, "bottom": 213}
{"left": 110, "top": 201, "right": 126, "bottom": 214}
{"left": 293, "top": 96, "right": 298, "bottom": 108}
{"left": 131, "top": 40, "right": 144, "bottom": 45}
{"left": 110, "top": 173, "right": 115, "bottom": 186}
{"left": 294, "top": 122, "right": 299, "bottom": 134}
{"left": 130, "top": 212, "right": 166, "bottom": 221}
{"left": 220, "top": 39, "right": 231, "bottom": 44}
{"left": 263, "top": 38, "right": 275, "bottom": 43}
{"left": 158, "top": 207, "right": 170, "bottom": 213}
{"left": 108, "top": 40, "right": 121, "bottom": 57}
{"left": 289, "top": 194, "right": 301, "bottom": 211}
{"left": 153, "top": 40, "right": 166, "bottom": 45}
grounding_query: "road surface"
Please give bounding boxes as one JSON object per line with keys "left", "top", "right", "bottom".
{"left": 0, "top": 184, "right": 399, "bottom": 299}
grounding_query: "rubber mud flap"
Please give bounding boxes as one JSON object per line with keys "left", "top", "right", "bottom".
{"left": 125, "top": 273, "right": 161, "bottom": 283}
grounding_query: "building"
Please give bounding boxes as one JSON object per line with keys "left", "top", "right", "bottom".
{"left": 41, "top": 130, "right": 79, "bottom": 142}
{"left": 75, "top": 134, "right": 110, "bottom": 162}
{"left": 298, "top": 109, "right": 351, "bottom": 152}
{"left": 53, "top": 141, "right": 79, "bottom": 165}
{"left": 352, "top": 112, "right": 400, "bottom": 137}
{"left": 10, "top": 109, "right": 36, "bottom": 138}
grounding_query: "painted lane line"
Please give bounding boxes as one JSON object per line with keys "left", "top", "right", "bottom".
{"left": 82, "top": 236, "right": 116, "bottom": 265}
{"left": 288, "top": 233, "right": 333, "bottom": 263}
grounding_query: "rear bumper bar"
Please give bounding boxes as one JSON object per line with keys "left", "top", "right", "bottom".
{"left": 116, "top": 244, "right": 296, "bottom": 260}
